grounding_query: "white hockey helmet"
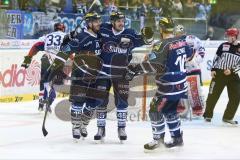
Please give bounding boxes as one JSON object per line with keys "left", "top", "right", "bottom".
{"left": 174, "top": 24, "right": 185, "bottom": 35}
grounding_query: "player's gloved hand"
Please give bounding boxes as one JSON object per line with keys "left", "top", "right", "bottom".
{"left": 21, "top": 56, "right": 32, "bottom": 69}
{"left": 52, "top": 70, "right": 67, "bottom": 85}
{"left": 124, "top": 65, "right": 137, "bottom": 81}
{"left": 141, "top": 27, "right": 154, "bottom": 44}
{"left": 62, "top": 31, "right": 78, "bottom": 47}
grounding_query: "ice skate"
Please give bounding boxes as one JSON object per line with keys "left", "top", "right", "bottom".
{"left": 94, "top": 127, "right": 105, "bottom": 142}
{"left": 38, "top": 99, "right": 44, "bottom": 112}
{"left": 144, "top": 138, "right": 164, "bottom": 151}
{"left": 118, "top": 127, "right": 127, "bottom": 143}
{"left": 222, "top": 119, "right": 238, "bottom": 126}
{"left": 72, "top": 125, "right": 81, "bottom": 142}
{"left": 164, "top": 135, "right": 184, "bottom": 148}
{"left": 80, "top": 125, "right": 88, "bottom": 138}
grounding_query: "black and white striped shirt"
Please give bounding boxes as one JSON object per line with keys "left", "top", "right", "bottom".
{"left": 212, "top": 42, "right": 240, "bottom": 70}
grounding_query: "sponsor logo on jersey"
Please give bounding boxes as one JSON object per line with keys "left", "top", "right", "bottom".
{"left": 101, "top": 33, "right": 110, "bottom": 37}
{"left": 103, "top": 42, "right": 128, "bottom": 54}
{"left": 84, "top": 41, "right": 93, "bottom": 47}
{"left": 222, "top": 44, "right": 230, "bottom": 51}
{"left": 169, "top": 41, "right": 187, "bottom": 50}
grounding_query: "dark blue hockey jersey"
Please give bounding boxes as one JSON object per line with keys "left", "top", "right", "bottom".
{"left": 62, "top": 29, "right": 101, "bottom": 55}
{"left": 149, "top": 35, "right": 192, "bottom": 100}
{"left": 99, "top": 23, "right": 146, "bottom": 75}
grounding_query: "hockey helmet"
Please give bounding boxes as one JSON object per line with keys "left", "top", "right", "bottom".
{"left": 110, "top": 11, "right": 125, "bottom": 22}
{"left": 84, "top": 12, "right": 101, "bottom": 23}
{"left": 158, "top": 17, "right": 174, "bottom": 33}
{"left": 54, "top": 22, "right": 65, "bottom": 32}
{"left": 225, "top": 28, "right": 239, "bottom": 37}
{"left": 174, "top": 24, "right": 185, "bottom": 35}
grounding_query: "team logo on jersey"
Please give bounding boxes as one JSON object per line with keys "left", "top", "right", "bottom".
{"left": 121, "top": 37, "right": 130, "bottom": 43}
{"left": 222, "top": 44, "right": 230, "bottom": 51}
{"left": 84, "top": 41, "right": 93, "bottom": 47}
{"left": 101, "top": 33, "right": 110, "bottom": 37}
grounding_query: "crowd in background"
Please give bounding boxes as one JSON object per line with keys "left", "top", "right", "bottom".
{"left": 6, "top": 0, "right": 212, "bottom": 20}
{"left": 1, "top": 0, "right": 240, "bottom": 40}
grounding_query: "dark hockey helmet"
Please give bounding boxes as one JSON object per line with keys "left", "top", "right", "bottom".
{"left": 225, "top": 28, "right": 239, "bottom": 37}
{"left": 159, "top": 17, "right": 174, "bottom": 33}
{"left": 54, "top": 22, "right": 65, "bottom": 32}
{"left": 84, "top": 12, "right": 101, "bottom": 23}
{"left": 110, "top": 11, "right": 125, "bottom": 21}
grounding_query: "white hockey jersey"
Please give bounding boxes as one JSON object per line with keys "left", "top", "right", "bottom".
{"left": 185, "top": 35, "right": 206, "bottom": 73}
{"left": 38, "top": 31, "right": 66, "bottom": 62}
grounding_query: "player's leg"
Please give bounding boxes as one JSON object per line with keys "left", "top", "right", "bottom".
{"left": 186, "top": 74, "right": 205, "bottom": 117}
{"left": 144, "top": 97, "right": 165, "bottom": 150}
{"left": 222, "top": 75, "right": 240, "bottom": 124}
{"left": 39, "top": 54, "right": 51, "bottom": 111}
{"left": 162, "top": 99, "right": 183, "bottom": 148}
{"left": 203, "top": 72, "right": 226, "bottom": 121}
{"left": 112, "top": 80, "right": 129, "bottom": 141}
{"left": 94, "top": 79, "right": 111, "bottom": 141}
{"left": 69, "top": 79, "right": 89, "bottom": 139}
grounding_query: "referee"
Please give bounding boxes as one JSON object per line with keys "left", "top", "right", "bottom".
{"left": 203, "top": 28, "right": 240, "bottom": 124}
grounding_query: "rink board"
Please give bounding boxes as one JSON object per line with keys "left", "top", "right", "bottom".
{"left": 0, "top": 40, "right": 222, "bottom": 103}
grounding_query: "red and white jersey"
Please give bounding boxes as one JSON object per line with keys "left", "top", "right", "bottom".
{"left": 185, "top": 35, "right": 206, "bottom": 73}
{"left": 39, "top": 31, "right": 66, "bottom": 62}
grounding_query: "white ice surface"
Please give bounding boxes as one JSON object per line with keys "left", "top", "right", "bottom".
{"left": 0, "top": 86, "right": 240, "bottom": 160}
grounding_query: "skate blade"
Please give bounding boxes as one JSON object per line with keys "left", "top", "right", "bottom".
{"left": 73, "top": 138, "right": 80, "bottom": 143}
{"left": 144, "top": 146, "right": 165, "bottom": 153}
{"left": 222, "top": 122, "right": 238, "bottom": 127}
{"left": 119, "top": 140, "right": 126, "bottom": 144}
{"left": 94, "top": 138, "right": 105, "bottom": 144}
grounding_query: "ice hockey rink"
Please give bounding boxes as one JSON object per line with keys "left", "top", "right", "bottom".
{"left": 1, "top": 86, "right": 240, "bottom": 160}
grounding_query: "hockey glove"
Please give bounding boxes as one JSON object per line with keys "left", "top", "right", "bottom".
{"left": 21, "top": 56, "right": 32, "bottom": 69}
{"left": 141, "top": 27, "right": 154, "bottom": 44}
{"left": 61, "top": 31, "right": 78, "bottom": 46}
{"left": 124, "top": 65, "right": 138, "bottom": 81}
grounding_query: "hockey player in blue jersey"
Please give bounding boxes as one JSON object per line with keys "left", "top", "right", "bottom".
{"left": 125, "top": 17, "right": 192, "bottom": 150}
{"left": 46, "top": 12, "right": 102, "bottom": 140}
{"left": 94, "top": 11, "right": 154, "bottom": 142}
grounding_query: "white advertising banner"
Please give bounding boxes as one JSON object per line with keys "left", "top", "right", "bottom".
{"left": 0, "top": 40, "right": 224, "bottom": 102}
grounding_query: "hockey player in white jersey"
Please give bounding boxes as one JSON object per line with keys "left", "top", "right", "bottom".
{"left": 21, "top": 23, "right": 66, "bottom": 111}
{"left": 174, "top": 24, "right": 206, "bottom": 117}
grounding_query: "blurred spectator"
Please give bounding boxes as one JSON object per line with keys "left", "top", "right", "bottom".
{"left": 172, "top": 0, "right": 183, "bottom": 17}
{"left": 74, "top": 0, "right": 87, "bottom": 14}
{"left": 128, "top": 0, "right": 139, "bottom": 20}
{"left": 195, "top": 0, "right": 211, "bottom": 20}
{"left": 148, "top": 0, "right": 162, "bottom": 31}
{"left": 203, "top": 26, "right": 215, "bottom": 40}
{"left": 18, "top": 0, "right": 39, "bottom": 11}
{"left": 102, "top": 0, "right": 118, "bottom": 15}
{"left": 160, "top": 0, "right": 173, "bottom": 17}
{"left": 183, "top": 0, "right": 196, "bottom": 18}
{"left": 138, "top": 0, "right": 149, "bottom": 29}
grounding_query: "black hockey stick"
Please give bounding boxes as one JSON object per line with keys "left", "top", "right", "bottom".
{"left": 72, "top": 0, "right": 99, "bottom": 35}
{"left": 42, "top": 99, "right": 50, "bottom": 137}
{"left": 65, "top": 71, "right": 184, "bottom": 81}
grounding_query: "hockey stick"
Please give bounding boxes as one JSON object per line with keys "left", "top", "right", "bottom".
{"left": 73, "top": 0, "right": 99, "bottom": 34}
{"left": 42, "top": 99, "right": 50, "bottom": 137}
{"left": 42, "top": 86, "right": 56, "bottom": 137}
{"left": 65, "top": 71, "right": 184, "bottom": 81}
